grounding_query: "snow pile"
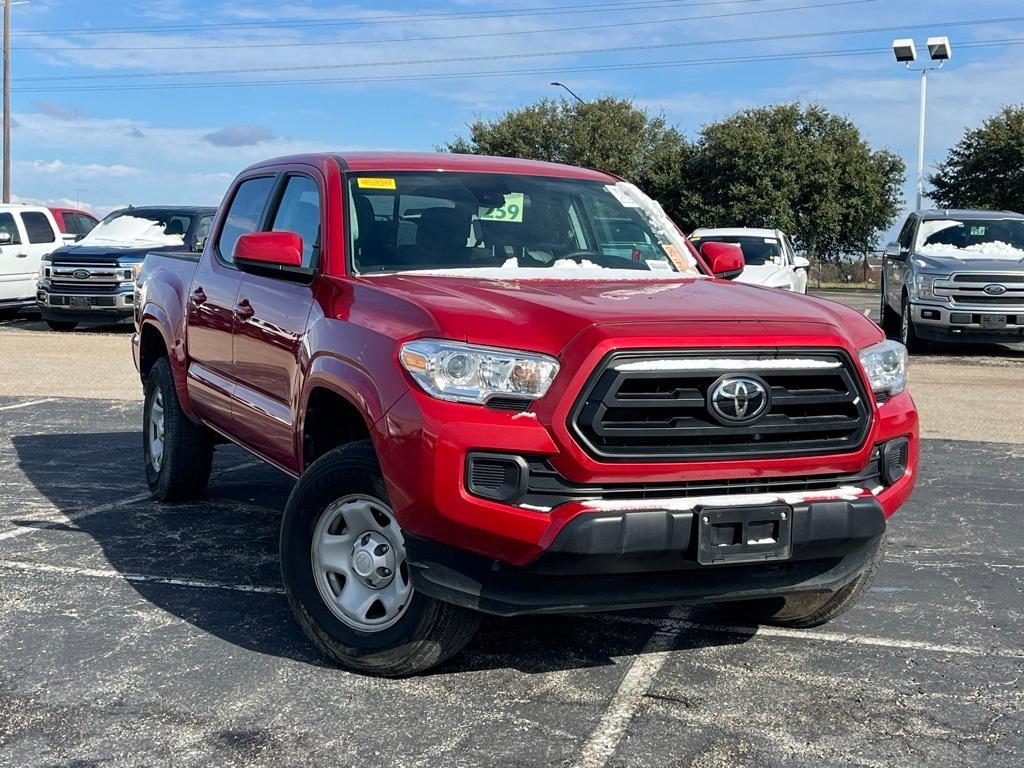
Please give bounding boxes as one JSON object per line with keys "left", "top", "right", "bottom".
{"left": 75, "top": 215, "right": 186, "bottom": 248}
{"left": 918, "top": 241, "right": 1024, "bottom": 260}
{"left": 396, "top": 257, "right": 697, "bottom": 281}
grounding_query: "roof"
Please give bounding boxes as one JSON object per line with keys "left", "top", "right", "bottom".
{"left": 917, "top": 208, "right": 1024, "bottom": 220}
{"left": 108, "top": 205, "right": 218, "bottom": 214}
{"left": 690, "top": 227, "right": 782, "bottom": 239}
{"left": 246, "top": 151, "right": 620, "bottom": 183}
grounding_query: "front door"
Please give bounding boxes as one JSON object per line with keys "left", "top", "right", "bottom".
{"left": 0, "top": 211, "right": 54, "bottom": 303}
{"left": 186, "top": 175, "right": 276, "bottom": 430}
{"left": 232, "top": 173, "right": 322, "bottom": 472}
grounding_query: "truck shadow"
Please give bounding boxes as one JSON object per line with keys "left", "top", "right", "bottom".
{"left": 10, "top": 431, "right": 751, "bottom": 676}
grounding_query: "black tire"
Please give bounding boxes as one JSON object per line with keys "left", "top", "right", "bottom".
{"left": 899, "top": 294, "right": 929, "bottom": 354}
{"left": 280, "top": 440, "right": 480, "bottom": 677}
{"left": 143, "top": 357, "right": 213, "bottom": 501}
{"left": 45, "top": 320, "right": 78, "bottom": 332}
{"left": 879, "top": 279, "right": 901, "bottom": 337}
{"left": 715, "top": 536, "right": 886, "bottom": 628}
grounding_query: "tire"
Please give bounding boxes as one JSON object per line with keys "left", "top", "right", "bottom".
{"left": 143, "top": 357, "right": 213, "bottom": 501}
{"left": 879, "top": 279, "right": 900, "bottom": 337}
{"left": 715, "top": 535, "right": 886, "bottom": 628}
{"left": 899, "top": 294, "right": 929, "bottom": 354}
{"left": 280, "top": 440, "right": 480, "bottom": 677}
{"left": 46, "top": 320, "right": 78, "bottom": 332}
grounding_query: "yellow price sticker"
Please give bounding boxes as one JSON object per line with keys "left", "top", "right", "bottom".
{"left": 478, "top": 193, "right": 524, "bottom": 223}
{"left": 357, "top": 177, "right": 397, "bottom": 190}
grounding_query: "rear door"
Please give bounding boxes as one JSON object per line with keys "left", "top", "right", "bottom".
{"left": 187, "top": 177, "right": 276, "bottom": 430}
{"left": 232, "top": 170, "right": 322, "bottom": 472}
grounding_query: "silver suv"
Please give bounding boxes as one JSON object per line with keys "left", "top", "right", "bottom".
{"left": 881, "top": 209, "right": 1024, "bottom": 352}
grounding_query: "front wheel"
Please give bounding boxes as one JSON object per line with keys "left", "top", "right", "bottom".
{"left": 879, "top": 279, "right": 900, "bottom": 337}
{"left": 280, "top": 441, "right": 480, "bottom": 677}
{"left": 715, "top": 536, "right": 886, "bottom": 628}
{"left": 900, "top": 295, "right": 929, "bottom": 354}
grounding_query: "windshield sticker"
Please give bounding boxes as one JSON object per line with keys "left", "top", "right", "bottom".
{"left": 478, "top": 193, "right": 524, "bottom": 223}
{"left": 764, "top": 238, "right": 779, "bottom": 244}
{"left": 970, "top": 226, "right": 987, "bottom": 236}
{"left": 357, "top": 178, "right": 397, "bottom": 190}
{"left": 662, "top": 244, "right": 691, "bottom": 272}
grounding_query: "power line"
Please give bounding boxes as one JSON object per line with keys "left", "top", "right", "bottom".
{"left": 12, "top": 0, "right": 869, "bottom": 53}
{"left": 12, "top": 37, "right": 1023, "bottom": 94}
{"left": 13, "top": 13, "right": 1024, "bottom": 85}
{"left": 10, "top": 0, "right": 771, "bottom": 37}
{"left": 16, "top": 0, "right": 880, "bottom": 78}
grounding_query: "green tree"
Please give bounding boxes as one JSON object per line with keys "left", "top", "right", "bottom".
{"left": 442, "top": 97, "right": 690, "bottom": 219}
{"left": 686, "top": 104, "right": 905, "bottom": 261}
{"left": 929, "top": 105, "right": 1024, "bottom": 212}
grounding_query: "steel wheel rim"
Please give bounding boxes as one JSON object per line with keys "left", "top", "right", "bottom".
{"left": 148, "top": 390, "right": 165, "bottom": 473}
{"left": 311, "top": 494, "right": 413, "bottom": 632}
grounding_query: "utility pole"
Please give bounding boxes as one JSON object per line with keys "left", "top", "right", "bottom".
{"left": 3, "top": 0, "right": 11, "bottom": 203}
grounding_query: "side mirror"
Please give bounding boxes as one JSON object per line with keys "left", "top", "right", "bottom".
{"left": 700, "top": 241, "right": 745, "bottom": 279}
{"left": 61, "top": 233, "right": 78, "bottom": 244}
{"left": 884, "top": 242, "right": 904, "bottom": 259}
{"left": 0, "top": 231, "right": 11, "bottom": 245}
{"left": 234, "top": 231, "right": 306, "bottom": 275}
{"left": 793, "top": 255, "right": 810, "bottom": 270}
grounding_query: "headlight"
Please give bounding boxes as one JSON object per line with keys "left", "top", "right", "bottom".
{"left": 858, "top": 340, "right": 908, "bottom": 398}
{"left": 399, "top": 340, "right": 559, "bottom": 404}
{"left": 120, "top": 263, "right": 142, "bottom": 283}
{"left": 38, "top": 261, "right": 50, "bottom": 281}
{"left": 910, "top": 273, "right": 946, "bottom": 299}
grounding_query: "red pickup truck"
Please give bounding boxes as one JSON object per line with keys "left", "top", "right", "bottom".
{"left": 133, "top": 152, "right": 918, "bottom": 676}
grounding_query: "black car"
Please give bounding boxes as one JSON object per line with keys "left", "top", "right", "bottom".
{"left": 37, "top": 206, "right": 216, "bottom": 331}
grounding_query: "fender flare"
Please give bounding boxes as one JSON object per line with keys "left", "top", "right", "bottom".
{"left": 139, "top": 304, "right": 197, "bottom": 421}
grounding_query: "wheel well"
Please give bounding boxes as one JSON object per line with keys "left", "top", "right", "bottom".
{"left": 139, "top": 323, "right": 169, "bottom": 381}
{"left": 303, "top": 387, "right": 372, "bottom": 469}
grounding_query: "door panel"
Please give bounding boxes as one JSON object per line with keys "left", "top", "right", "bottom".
{"left": 0, "top": 212, "right": 33, "bottom": 302}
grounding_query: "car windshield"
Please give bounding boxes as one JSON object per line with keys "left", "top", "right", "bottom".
{"left": 688, "top": 234, "right": 782, "bottom": 266}
{"left": 347, "top": 172, "right": 700, "bottom": 278}
{"left": 79, "top": 210, "right": 195, "bottom": 247}
{"left": 916, "top": 217, "right": 1024, "bottom": 258}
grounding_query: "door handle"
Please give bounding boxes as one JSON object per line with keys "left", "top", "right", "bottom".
{"left": 190, "top": 287, "right": 208, "bottom": 306}
{"left": 15, "top": 253, "right": 28, "bottom": 259}
{"left": 235, "top": 298, "right": 255, "bottom": 321}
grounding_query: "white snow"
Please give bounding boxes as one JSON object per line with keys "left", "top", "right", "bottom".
{"left": 395, "top": 257, "right": 698, "bottom": 281}
{"left": 581, "top": 486, "right": 868, "bottom": 514}
{"left": 917, "top": 241, "right": 1024, "bottom": 260}
{"left": 614, "top": 358, "right": 841, "bottom": 372}
{"left": 74, "top": 215, "right": 186, "bottom": 248}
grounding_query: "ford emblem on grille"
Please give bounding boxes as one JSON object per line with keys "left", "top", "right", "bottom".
{"left": 983, "top": 284, "right": 1008, "bottom": 296}
{"left": 72, "top": 269, "right": 91, "bottom": 280}
{"left": 709, "top": 375, "right": 771, "bottom": 425}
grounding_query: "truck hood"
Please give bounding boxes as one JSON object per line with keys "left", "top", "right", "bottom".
{"left": 49, "top": 243, "right": 185, "bottom": 263}
{"left": 911, "top": 250, "right": 1024, "bottom": 272}
{"left": 356, "top": 273, "right": 882, "bottom": 354}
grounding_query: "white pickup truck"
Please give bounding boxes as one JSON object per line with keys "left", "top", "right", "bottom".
{"left": 0, "top": 204, "right": 69, "bottom": 314}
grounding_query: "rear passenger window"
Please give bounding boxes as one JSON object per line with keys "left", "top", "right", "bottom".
{"left": 62, "top": 213, "right": 80, "bottom": 235}
{"left": 195, "top": 215, "right": 213, "bottom": 245}
{"left": 0, "top": 212, "right": 21, "bottom": 244}
{"left": 21, "top": 211, "right": 56, "bottom": 244}
{"left": 217, "top": 176, "right": 275, "bottom": 264}
{"left": 269, "top": 176, "right": 321, "bottom": 268}
{"left": 77, "top": 214, "right": 97, "bottom": 235}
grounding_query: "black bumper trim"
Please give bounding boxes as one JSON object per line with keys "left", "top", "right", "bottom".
{"left": 407, "top": 498, "right": 885, "bottom": 616}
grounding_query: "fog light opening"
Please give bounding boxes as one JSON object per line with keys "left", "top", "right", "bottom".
{"left": 881, "top": 438, "right": 910, "bottom": 485}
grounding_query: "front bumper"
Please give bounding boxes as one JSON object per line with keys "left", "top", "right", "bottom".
{"left": 910, "top": 301, "right": 1024, "bottom": 342}
{"left": 36, "top": 285, "right": 135, "bottom": 324}
{"left": 406, "top": 497, "right": 885, "bottom": 616}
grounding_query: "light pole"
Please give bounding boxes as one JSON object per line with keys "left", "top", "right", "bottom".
{"left": 550, "top": 81, "right": 585, "bottom": 105}
{"left": 892, "top": 36, "right": 952, "bottom": 211}
{"left": 1, "top": 0, "right": 26, "bottom": 203}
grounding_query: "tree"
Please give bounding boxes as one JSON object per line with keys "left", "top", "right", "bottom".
{"left": 930, "top": 105, "right": 1024, "bottom": 212}
{"left": 685, "top": 104, "right": 905, "bottom": 261}
{"left": 442, "top": 97, "right": 690, "bottom": 219}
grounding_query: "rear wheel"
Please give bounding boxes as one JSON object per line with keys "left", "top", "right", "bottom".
{"left": 281, "top": 441, "right": 480, "bottom": 677}
{"left": 900, "top": 294, "right": 929, "bottom": 354}
{"left": 715, "top": 536, "right": 886, "bottom": 628}
{"left": 45, "top": 320, "right": 78, "bottom": 332}
{"left": 143, "top": 357, "right": 213, "bottom": 501}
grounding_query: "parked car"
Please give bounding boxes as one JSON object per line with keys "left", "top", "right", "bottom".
{"left": 134, "top": 152, "right": 917, "bottom": 676}
{"left": 881, "top": 209, "right": 1024, "bottom": 352}
{"left": 0, "top": 204, "right": 65, "bottom": 313}
{"left": 49, "top": 206, "right": 99, "bottom": 242}
{"left": 689, "top": 227, "right": 810, "bottom": 293}
{"left": 37, "top": 205, "right": 215, "bottom": 331}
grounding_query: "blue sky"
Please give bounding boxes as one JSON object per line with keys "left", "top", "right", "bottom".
{"left": 7, "top": 0, "right": 1024, "bottom": 241}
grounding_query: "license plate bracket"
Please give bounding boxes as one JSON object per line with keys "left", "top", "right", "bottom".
{"left": 980, "top": 314, "right": 1007, "bottom": 329}
{"left": 696, "top": 504, "right": 793, "bottom": 566}
{"left": 69, "top": 296, "right": 91, "bottom": 309}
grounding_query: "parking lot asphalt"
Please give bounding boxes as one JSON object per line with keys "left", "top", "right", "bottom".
{"left": 1, "top": 293, "right": 1023, "bottom": 767}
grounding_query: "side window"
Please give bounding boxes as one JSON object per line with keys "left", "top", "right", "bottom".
{"left": 194, "top": 215, "right": 213, "bottom": 245}
{"left": 897, "top": 217, "right": 916, "bottom": 250}
{"left": 269, "top": 175, "right": 321, "bottom": 268}
{"left": 0, "top": 212, "right": 21, "bottom": 244}
{"left": 77, "top": 214, "right": 97, "bottom": 235}
{"left": 62, "top": 213, "right": 80, "bottom": 235}
{"left": 216, "top": 176, "right": 275, "bottom": 264}
{"left": 21, "top": 211, "right": 56, "bottom": 244}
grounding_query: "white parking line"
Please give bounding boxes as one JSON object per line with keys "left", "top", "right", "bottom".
{"left": 0, "top": 398, "right": 58, "bottom": 412}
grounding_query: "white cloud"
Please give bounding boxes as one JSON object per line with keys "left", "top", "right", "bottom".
{"left": 20, "top": 159, "right": 143, "bottom": 178}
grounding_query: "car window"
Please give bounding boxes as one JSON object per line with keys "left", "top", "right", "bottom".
{"left": 688, "top": 234, "right": 782, "bottom": 266}
{"left": 269, "top": 176, "right": 321, "bottom": 268}
{"left": 217, "top": 177, "right": 275, "bottom": 264}
{"left": 20, "top": 211, "right": 56, "bottom": 244}
{"left": 0, "top": 212, "right": 21, "bottom": 245}
{"left": 62, "top": 212, "right": 80, "bottom": 235}
{"left": 77, "top": 214, "right": 97, "bottom": 235}
{"left": 194, "top": 214, "right": 213, "bottom": 245}
{"left": 897, "top": 217, "right": 916, "bottom": 250}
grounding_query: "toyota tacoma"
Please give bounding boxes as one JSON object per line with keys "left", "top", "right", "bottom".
{"left": 133, "top": 152, "right": 918, "bottom": 676}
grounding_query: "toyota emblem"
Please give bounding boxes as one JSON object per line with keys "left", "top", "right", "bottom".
{"left": 983, "top": 284, "right": 1008, "bottom": 296}
{"left": 709, "top": 375, "right": 771, "bottom": 425}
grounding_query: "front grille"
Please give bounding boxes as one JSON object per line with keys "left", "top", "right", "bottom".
{"left": 953, "top": 273, "right": 1024, "bottom": 283}
{"left": 949, "top": 295, "right": 1024, "bottom": 306}
{"left": 50, "top": 262, "right": 125, "bottom": 286}
{"left": 937, "top": 273, "right": 1024, "bottom": 309}
{"left": 570, "top": 350, "right": 871, "bottom": 462}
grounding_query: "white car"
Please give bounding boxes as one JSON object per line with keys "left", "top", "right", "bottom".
{"left": 0, "top": 204, "right": 69, "bottom": 312}
{"left": 689, "top": 227, "right": 810, "bottom": 294}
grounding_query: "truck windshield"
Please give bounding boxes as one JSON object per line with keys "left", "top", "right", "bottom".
{"left": 688, "top": 235, "right": 782, "bottom": 266}
{"left": 347, "top": 172, "right": 699, "bottom": 277}
{"left": 79, "top": 210, "right": 195, "bottom": 248}
{"left": 917, "top": 217, "right": 1024, "bottom": 258}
